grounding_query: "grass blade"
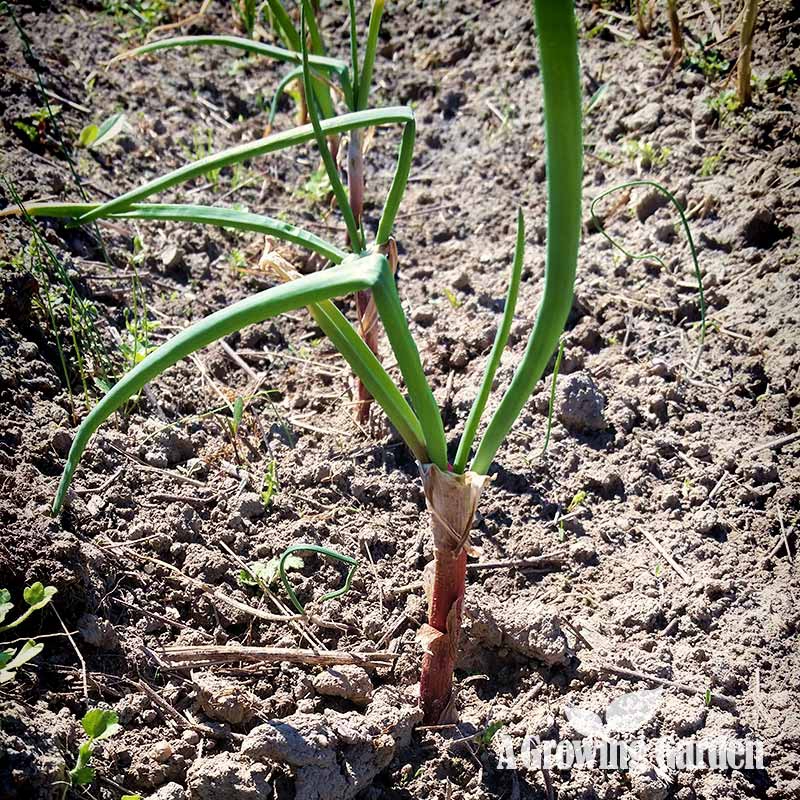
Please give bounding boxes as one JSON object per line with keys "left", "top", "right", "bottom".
{"left": 471, "top": 0, "right": 582, "bottom": 475}
{"left": 264, "top": 0, "right": 301, "bottom": 50}
{"left": 301, "top": 0, "right": 326, "bottom": 56}
{"left": 268, "top": 65, "right": 305, "bottom": 126}
{"left": 52, "top": 256, "right": 388, "bottom": 514}
{"left": 453, "top": 210, "right": 525, "bottom": 473}
{"left": 112, "top": 34, "right": 342, "bottom": 120}
{"left": 77, "top": 107, "right": 414, "bottom": 224}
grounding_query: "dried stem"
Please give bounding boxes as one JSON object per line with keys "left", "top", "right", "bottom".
{"left": 667, "top": 0, "right": 683, "bottom": 64}
{"left": 158, "top": 644, "right": 397, "bottom": 670}
{"left": 737, "top": 0, "right": 759, "bottom": 107}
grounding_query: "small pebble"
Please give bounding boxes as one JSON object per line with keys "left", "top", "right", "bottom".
{"left": 182, "top": 729, "right": 200, "bottom": 745}
{"left": 152, "top": 740, "right": 173, "bottom": 763}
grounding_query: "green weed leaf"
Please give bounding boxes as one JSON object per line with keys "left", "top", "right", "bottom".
{"left": 0, "top": 588, "right": 13, "bottom": 624}
{"left": 78, "top": 124, "right": 99, "bottom": 147}
{"left": 23, "top": 582, "right": 57, "bottom": 610}
{"left": 81, "top": 708, "right": 121, "bottom": 740}
{"left": 231, "top": 396, "right": 244, "bottom": 435}
{"left": 80, "top": 112, "right": 127, "bottom": 149}
{"left": 0, "top": 640, "right": 45, "bottom": 683}
{"left": 239, "top": 555, "right": 303, "bottom": 588}
{"left": 69, "top": 765, "right": 95, "bottom": 786}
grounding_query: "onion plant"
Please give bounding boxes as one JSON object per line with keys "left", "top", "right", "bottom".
{"left": 114, "top": 0, "right": 386, "bottom": 421}
{"left": 5, "top": 0, "right": 581, "bottom": 723}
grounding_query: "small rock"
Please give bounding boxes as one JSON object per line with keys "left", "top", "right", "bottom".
{"left": 237, "top": 492, "right": 265, "bottom": 520}
{"left": 570, "top": 539, "right": 597, "bottom": 564}
{"left": 160, "top": 244, "right": 184, "bottom": 271}
{"left": 693, "top": 509, "right": 718, "bottom": 535}
{"left": 449, "top": 342, "right": 469, "bottom": 369}
{"left": 630, "top": 759, "right": 668, "bottom": 800}
{"left": 312, "top": 665, "right": 374, "bottom": 705}
{"left": 182, "top": 729, "right": 200, "bottom": 745}
{"left": 144, "top": 782, "right": 186, "bottom": 800}
{"left": 556, "top": 372, "right": 607, "bottom": 433}
{"left": 151, "top": 740, "right": 173, "bottom": 763}
{"left": 144, "top": 450, "right": 169, "bottom": 468}
{"left": 86, "top": 494, "right": 106, "bottom": 518}
{"left": 51, "top": 428, "right": 72, "bottom": 457}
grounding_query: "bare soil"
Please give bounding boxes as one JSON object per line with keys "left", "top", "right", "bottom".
{"left": 1, "top": 1, "right": 799, "bottom": 799}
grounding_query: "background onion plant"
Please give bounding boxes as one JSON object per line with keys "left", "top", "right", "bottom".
{"left": 6, "top": 0, "right": 582, "bottom": 723}
{"left": 114, "top": 0, "right": 387, "bottom": 421}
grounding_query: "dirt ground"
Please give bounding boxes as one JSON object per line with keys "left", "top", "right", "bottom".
{"left": 1, "top": 1, "right": 799, "bottom": 798}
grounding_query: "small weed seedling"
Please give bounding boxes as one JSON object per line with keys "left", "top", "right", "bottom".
{"left": 700, "top": 153, "right": 722, "bottom": 177}
{"left": 261, "top": 459, "right": 278, "bottom": 506}
{"left": 78, "top": 111, "right": 128, "bottom": 150}
{"left": 477, "top": 719, "right": 506, "bottom": 752}
{"left": 13, "top": 104, "right": 62, "bottom": 146}
{"left": 707, "top": 90, "right": 741, "bottom": 124}
{"left": 3, "top": 184, "right": 113, "bottom": 412}
{"left": 625, "top": 139, "right": 670, "bottom": 170}
{"left": 238, "top": 544, "right": 357, "bottom": 614}
{"left": 0, "top": 582, "right": 57, "bottom": 683}
{"left": 65, "top": 708, "right": 122, "bottom": 797}
{"left": 101, "top": 0, "right": 169, "bottom": 38}
{"left": 684, "top": 47, "right": 730, "bottom": 80}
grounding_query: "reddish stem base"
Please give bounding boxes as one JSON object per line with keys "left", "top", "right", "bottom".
{"left": 419, "top": 547, "right": 467, "bottom": 724}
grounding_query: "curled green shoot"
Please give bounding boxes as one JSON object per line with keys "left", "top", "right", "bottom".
{"left": 589, "top": 180, "right": 706, "bottom": 369}
{"left": 279, "top": 543, "right": 358, "bottom": 614}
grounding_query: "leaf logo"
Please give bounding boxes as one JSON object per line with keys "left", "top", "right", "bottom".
{"left": 565, "top": 689, "right": 663, "bottom": 738}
